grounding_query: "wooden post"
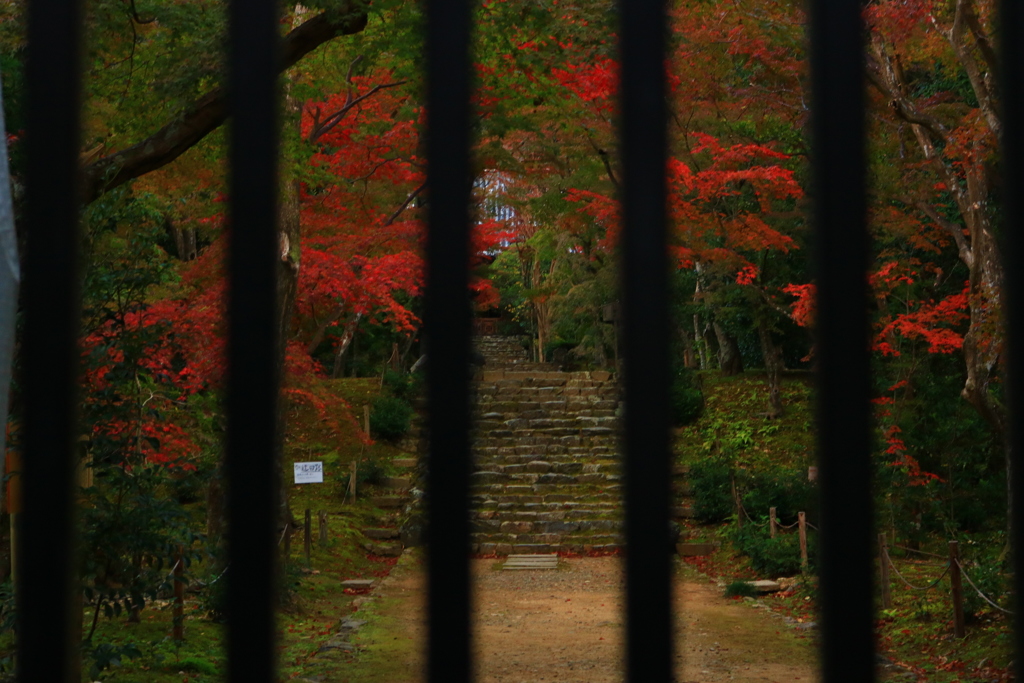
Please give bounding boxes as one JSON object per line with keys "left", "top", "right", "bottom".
{"left": 6, "top": 449, "right": 20, "bottom": 586}
{"left": 769, "top": 507, "right": 777, "bottom": 539}
{"left": 348, "top": 460, "right": 358, "bottom": 501}
{"left": 318, "top": 510, "right": 328, "bottom": 545}
{"left": 949, "top": 541, "right": 966, "bottom": 638}
{"left": 304, "top": 508, "right": 312, "bottom": 566}
{"left": 173, "top": 547, "right": 184, "bottom": 641}
{"left": 363, "top": 404, "right": 371, "bottom": 436}
{"left": 798, "top": 512, "right": 808, "bottom": 571}
{"left": 878, "top": 533, "right": 891, "bottom": 610}
{"left": 731, "top": 474, "right": 742, "bottom": 529}
{"left": 283, "top": 521, "right": 291, "bottom": 561}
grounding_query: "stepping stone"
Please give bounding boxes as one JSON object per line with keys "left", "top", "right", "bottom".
{"left": 341, "top": 579, "right": 374, "bottom": 589}
{"left": 392, "top": 458, "right": 417, "bottom": 468}
{"left": 672, "top": 505, "right": 694, "bottom": 518}
{"left": 746, "top": 580, "right": 782, "bottom": 594}
{"left": 676, "top": 543, "right": 717, "bottom": 557}
{"left": 503, "top": 554, "right": 559, "bottom": 570}
{"left": 381, "top": 476, "right": 411, "bottom": 490}
{"left": 370, "top": 496, "right": 404, "bottom": 508}
{"left": 362, "top": 528, "right": 399, "bottom": 540}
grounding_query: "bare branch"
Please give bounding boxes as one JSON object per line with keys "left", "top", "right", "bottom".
{"left": 950, "top": 0, "right": 1000, "bottom": 136}
{"left": 383, "top": 182, "right": 426, "bottom": 226}
{"left": 915, "top": 200, "right": 974, "bottom": 269}
{"left": 307, "top": 80, "right": 408, "bottom": 143}
{"left": 81, "top": 3, "right": 369, "bottom": 205}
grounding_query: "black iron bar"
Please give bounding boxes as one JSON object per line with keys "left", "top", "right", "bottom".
{"left": 225, "top": 0, "right": 281, "bottom": 681}
{"left": 619, "top": 0, "right": 673, "bottom": 680}
{"left": 424, "top": 0, "right": 473, "bottom": 680}
{"left": 18, "top": 0, "right": 84, "bottom": 679}
{"left": 808, "top": 0, "right": 874, "bottom": 681}
{"left": 1000, "top": 0, "right": 1024, "bottom": 669}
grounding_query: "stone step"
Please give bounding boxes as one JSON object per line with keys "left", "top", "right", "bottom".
{"left": 370, "top": 496, "right": 406, "bottom": 509}
{"left": 392, "top": 458, "right": 417, "bottom": 468}
{"left": 381, "top": 476, "right": 412, "bottom": 490}
{"left": 362, "top": 528, "right": 400, "bottom": 540}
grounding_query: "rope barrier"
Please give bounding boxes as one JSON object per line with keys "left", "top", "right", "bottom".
{"left": 739, "top": 502, "right": 769, "bottom": 527}
{"left": 892, "top": 544, "right": 946, "bottom": 560}
{"left": 884, "top": 549, "right": 949, "bottom": 591}
{"left": 955, "top": 559, "right": 1013, "bottom": 615}
{"left": 806, "top": 522, "right": 818, "bottom": 531}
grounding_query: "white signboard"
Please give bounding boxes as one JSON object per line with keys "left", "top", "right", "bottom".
{"left": 293, "top": 461, "right": 324, "bottom": 484}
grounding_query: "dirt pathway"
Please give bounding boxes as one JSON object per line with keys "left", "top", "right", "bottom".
{"left": 332, "top": 555, "right": 818, "bottom": 683}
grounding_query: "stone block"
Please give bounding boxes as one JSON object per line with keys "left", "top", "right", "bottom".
{"left": 341, "top": 579, "right": 374, "bottom": 589}
{"left": 478, "top": 543, "right": 497, "bottom": 555}
{"left": 524, "top": 460, "right": 552, "bottom": 473}
{"left": 370, "top": 496, "right": 404, "bottom": 509}
{"left": 361, "top": 528, "right": 399, "bottom": 540}
{"left": 676, "top": 543, "right": 717, "bottom": 557}
{"left": 592, "top": 370, "right": 612, "bottom": 382}
{"left": 500, "top": 521, "right": 534, "bottom": 533}
{"left": 513, "top": 544, "right": 551, "bottom": 554}
{"left": 381, "top": 476, "right": 411, "bottom": 490}
{"left": 495, "top": 543, "right": 514, "bottom": 555}
{"left": 471, "top": 471, "right": 508, "bottom": 485}
{"left": 538, "top": 473, "right": 577, "bottom": 485}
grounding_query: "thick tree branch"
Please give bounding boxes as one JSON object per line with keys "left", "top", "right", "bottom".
{"left": 81, "top": 3, "right": 369, "bottom": 205}
{"left": 915, "top": 200, "right": 974, "bottom": 269}
{"left": 383, "top": 182, "right": 425, "bottom": 226}
{"left": 866, "top": 46, "right": 950, "bottom": 144}
{"left": 950, "top": 0, "right": 1000, "bottom": 136}
{"left": 308, "top": 80, "right": 408, "bottom": 143}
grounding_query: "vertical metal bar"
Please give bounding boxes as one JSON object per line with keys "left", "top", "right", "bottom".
{"left": 808, "top": 0, "right": 874, "bottom": 681}
{"left": 225, "top": 0, "right": 280, "bottom": 680}
{"left": 17, "top": 0, "right": 84, "bottom": 679}
{"left": 1000, "top": 0, "right": 1024, "bottom": 668}
{"left": 424, "top": 0, "right": 473, "bottom": 676}
{"left": 619, "top": 0, "right": 672, "bottom": 679}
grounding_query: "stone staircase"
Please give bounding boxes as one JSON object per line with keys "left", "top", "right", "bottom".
{"left": 469, "top": 335, "right": 625, "bottom": 554}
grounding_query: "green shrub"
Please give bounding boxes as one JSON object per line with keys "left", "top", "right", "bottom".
{"left": 740, "top": 468, "right": 816, "bottom": 525}
{"left": 724, "top": 581, "right": 759, "bottom": 598}
{"left": 357, "top": 457, "right": 388, "bottom": 487}
{"left": 383, "top": 369, "right": 421, "bottom": 401}
{"left": 370, "top": 395, "right": 412, "bottom": 440}
{"left": 689, "top": 457, "right": 734, "bottom": 523}
{"left": 669, "top": 365, "right": 704, "bottom": 426}
{"left": 731, "top": 524, "right": 814, "bottom": 577}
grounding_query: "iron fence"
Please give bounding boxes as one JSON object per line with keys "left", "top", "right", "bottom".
{"left": 12, "top": 0, "right": 1024, "bottom": 681}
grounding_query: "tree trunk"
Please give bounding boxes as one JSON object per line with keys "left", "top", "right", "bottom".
{"left": 693, "top": 314, "right": 709, "bottom": 370}
{"left": 678, "top": 324, "right": 697, "bottom": 369}
{"left": 713, "top": 323, "right": 743, "bottom": 375}
{"left": 757, "top": 319, "right": 784, "bottom": 418}
{"left": 331, "top": 313, "right": 362, "bottom": 378}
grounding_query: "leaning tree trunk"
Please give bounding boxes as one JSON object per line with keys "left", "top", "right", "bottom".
{"left": 757, "top": 319, "right": 784, "bottom": 418}
{"left": 713, "top": 323, "right": 744, "bottom": 376}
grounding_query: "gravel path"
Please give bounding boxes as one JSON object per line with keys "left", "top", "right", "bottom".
{"left": 337, "top": 555, "right": 819, "bottom": 683}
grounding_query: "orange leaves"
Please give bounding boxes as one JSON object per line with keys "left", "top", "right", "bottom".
{"left": 874, "top": 283, "right": 970, "bottom": 356}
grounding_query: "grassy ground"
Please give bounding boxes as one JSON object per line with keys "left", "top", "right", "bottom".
{"left": 676, "top": 373, "right": 1012, "bottom": 681}
{"left": 73, "top": 374, "right": 415, "bottom": 682}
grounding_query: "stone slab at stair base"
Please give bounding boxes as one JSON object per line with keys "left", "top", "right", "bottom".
{"left": 676, "top": 543, "right": 717, "bottom": 557}
{"left": 362, "top": 528, "right": 400, "bottom": 540}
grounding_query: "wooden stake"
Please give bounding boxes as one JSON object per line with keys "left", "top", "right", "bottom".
{"left": 879, "top": 533, "right": 891, "bottom": 610}
{"left": 348, "top": 460, "right": 358, "bottom": 501}
{"left": 304, "top": 509, "right": 312, "bottom": 566}
{"left": 949, "top": 541, "right": 965, "bottom": 638}
{"left": 363, "top": 404, "right": 371, "bottom": 436}
{"left": 769, "top": 507, "right": 777, "bottom": 539}
{"left": 731, "top": 473, "right": 742, "bottom": 529}
{"left": 173, "top": 547, "right": 184, "bottom": 641}
{"left": 283, "top": 521, "right": 291, "bottom": 561}
{"left": 798, "top": 512, "right": 808, "bottom": 571}
{"left": 6, "top": 449, "right": 19, "bottom": 587}
{"left": 318, "top": 510, "right": 328, "bottom": 545}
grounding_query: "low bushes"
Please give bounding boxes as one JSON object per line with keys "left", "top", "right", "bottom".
{"left": 369, "top": 395, "right": 413, "bottom": 441}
